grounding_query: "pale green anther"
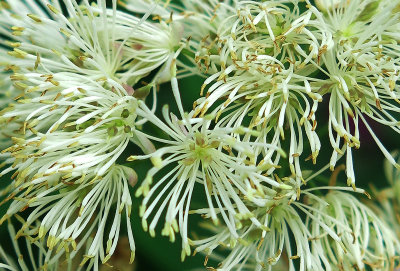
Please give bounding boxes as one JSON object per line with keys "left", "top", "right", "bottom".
{"left": 47, "top": 4, "right": 59, "bottom": 14}
{"left": 130, "top": 251, "right": 135, "bottom": 264}
{"left": 150, "top": 156, "right": 162, "bottom": 168}
{"left": 27, "top": 13, "right": 42, "bottom": 23}
{"left": 279, "top": 184, "right": 293, "bottom": 190}
{"left": 142, "top": 219, "right": 148, "bottom": 232}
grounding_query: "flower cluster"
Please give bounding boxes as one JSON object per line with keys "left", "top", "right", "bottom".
{"left": 0, "top": 0, "right": 399, "bottom": 270}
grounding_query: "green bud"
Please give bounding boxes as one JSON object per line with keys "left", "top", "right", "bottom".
{"left": 124, "top": 125, "right": 131, "bottom": 133}
{"left": 356, "top": 1, "right": 380, "bottom": 22}
{"left": 107, "top": 126, "right": 118, "bottom": 137}
{"left": 121, "top": 109, "right": 130, "bottom": 118}
{"left": 133, "top": 84, "right": 152, "bottom": 99}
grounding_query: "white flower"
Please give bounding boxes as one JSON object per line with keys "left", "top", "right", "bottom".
{"left": 192, "top": 184, "right": 377, "bottom": 271}
{"left": 0, "top": 0, "right": 399, "bottom": 270}
{"left": 218, "top": 203, "right": 319, "bottom": 271}
{"left": 315, "top": 0, "right": 346, "bottom": 11}
{"left": 0, "top": 53, "right": 14, "bottom": 109}
{"left": 0, "top": 73, "right": 137, "bottom": 180}
{"left": 0, "top": 74, "right": 139, "bottom": 268}
{"left": 196, "top": 0, "right": 333, "bottom": 74}
{"left": 187, "top": 0, "right": 333, "bottom": 183}
{"left": 372, "top": 151, "right": 400, "bottom": 239}
{"left": 199, "top": 72, "right": 323, "bottom": 185}
{"left": 0, "top": 0, "right": 179, "bottom": 84}
{"left": 370, "top": 189, "right": 400, "bottom": 252}
{"left": 0, "top": 1, "right": 181, "bottom": 268}
{"left": 130, "top": 99, "right": 291, "bottom": 260}
{"left": 384, "top": 151, "right": 400, "bottom": 189}
{"left": 1, "top": 165, "right": 136, "bottom": 270}
{"left": 0, "top": 51, "right": 19, "bottom": 150}
{"left": 191, "top": 185, "right": 321, "bottom": 271}
{"left": 308, "top": 190, "right": 400, "bottom": 271}
{"left": 119, "top": 0, "right": 231, "bottom": 39}
{"left": 0, "top": 219, "right": 70, "bottom": 271}
{"left": 119, "top": 0, "right": 231, "bottom": 79}
{"left": 318, "top": 0, "right": 400, "bottom": 187}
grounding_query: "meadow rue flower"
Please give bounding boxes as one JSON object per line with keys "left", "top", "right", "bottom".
{"left": 0, "top": 0, "right": 399, "bottom": 269}
{"left": 370, "top": 151, "right": 400, "bottom": 239}
{"left": 0, "top": 73, "right": 137, "bottom": 180}
{"left": 0, "top": 0, "right": 177, "bottom": 268}
{"left": 130, "top": 98, "right": 292, "bottom": 260}
{"left": 191, "top": 184, "right": 361, "bottom": 271}
{"left": 190, "top": 184, "right": 386, "bottom": 271}
{"left": 118, "top": 0, "right": 172, "bottom": 18}
{"left": 1, "top": 165, "right": 136, "bottom": 270}
{"left": 0, "top": 219, "right": 72, "bottom": 271}
{"left": 307, "top": 190, "right": 400, "bottom": 271}
{"left": 0, "top": 52, "right": 14, "bottom": 109}
{"left": 380, "top": 3, "right": 400, "bottom": 60}
{"left": 207, "top": 73, "right": 323, "bottom": 185}
{"left": 317, "top": 0, "right": 400, "bottom": 186}
{"left": 0, "top": 73, "right": 139, "bottom": 268}
{"left": 314, "top": 0, "right": 345, "bottom": 11}
{"left": 0, "top": 51, "right": 19, "bottom": 150}
{"left": 384, "top": 151, "right": 400, "bottom": 201}
{"left": 119, "top": 0, "right": 234, "bottom": 79}
{"left": 0, "top": 0, "right": 179, "bottom": 84}
{"left": 370, "top": 189, "right": 400, "bottom": 252}
{"left": 195, "top": 0, "right": 333, "bottom": 77}
{"left": 190, "top": 0, "right": 332, "bottom": 184}
{"left": 126, "top": 65, "right": 289, "bottom": 258}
